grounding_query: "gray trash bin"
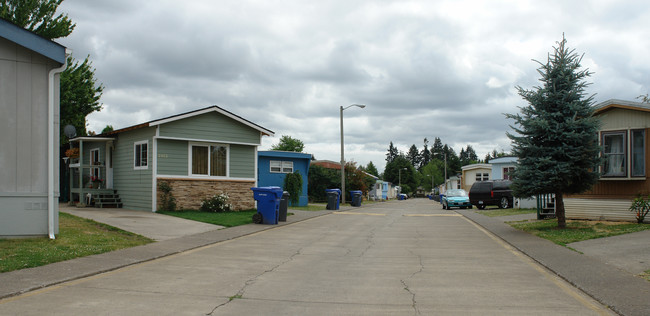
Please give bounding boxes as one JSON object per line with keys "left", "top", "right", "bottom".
{"left": 326, "top": 192, "right": 338, "bottom": 210}
{"left": 279, "top": 191, "right": 290, "bottom": 222}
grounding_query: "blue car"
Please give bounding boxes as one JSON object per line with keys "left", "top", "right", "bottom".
{"left": 442, "top": 189, "right": 472, "bottom": 209}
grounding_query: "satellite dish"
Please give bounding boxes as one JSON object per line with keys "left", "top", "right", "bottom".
{"left": 63, "top": 125, "right": 77, "bottom": 139}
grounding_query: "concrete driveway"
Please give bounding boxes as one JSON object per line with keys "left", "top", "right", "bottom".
{"left": 61, "top": 204, "right": 222, "bottom": 241}
{"left": 0, "top": 200, "right": 612, "bottom": 315}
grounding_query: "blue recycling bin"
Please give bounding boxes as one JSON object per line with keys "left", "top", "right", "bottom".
{"left": 325, "top": 188, "right": 341, "bottom": 210}
{"left": 350, "top": 190, "right": 362, "bottom": 207}
{"left": 251, "top": 186, "right": 283, "bottom": 224}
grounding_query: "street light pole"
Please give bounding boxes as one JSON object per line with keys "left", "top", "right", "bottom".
{"left": 340, "top": 104, "right": 366, "bottom": 204}
{"left": 399, "top": 167, "right": 407, "bottom": 192}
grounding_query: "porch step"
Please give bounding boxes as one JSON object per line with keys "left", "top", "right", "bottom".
{"left": 92, "top": 191, "right": 123, "bottom": 208}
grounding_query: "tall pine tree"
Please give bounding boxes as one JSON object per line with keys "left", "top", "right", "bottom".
{"left": 386, "top": 142, "right": 399, "bottom": 164}
{"left": 506, "top": 36, "right": 601, "bottom": 229}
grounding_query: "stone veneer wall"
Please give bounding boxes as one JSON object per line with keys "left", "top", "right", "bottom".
{"left": 157, "top": 178, "right": 255, "bottom": 211}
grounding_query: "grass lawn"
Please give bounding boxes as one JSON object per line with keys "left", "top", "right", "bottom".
{"left": 477, "top": 208, "right": 537, "bottom": 217}
{"left": 158, "top": 209, "right": 258, "bottom": 227}
{"left": 509, "top": 219, "right": 650, "bottom": 247}
{"left": 0, "top": 212, "right": 153, "bottom": 273}
{"left": 289, "top": 203, "right": 327, "bottom": 211}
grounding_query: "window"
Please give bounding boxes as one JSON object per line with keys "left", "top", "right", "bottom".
{"left": 90, "top": 148, "right": 100, "bottom": 178}
{"left": 282, "top": 161, "right": 294, "bottom": 173}
{"left": 503, "top": 167, "right": 514, "bottom": 180}
{"left": 602, "top": 132, "right": 626, "bottom": 177}
{"left": 475, "top": 172, "right": 489, "bottom": 181}
{"left": 191, "top": 144, "right": 227, "bottom": 176}
{"left": 632, "top": 130, "right": 645, "bottom": 177}
{"left": 134, "top": 141, "right": 148, "bottom": 169}
{"left": 270, "top": 160, "right": 294, "bottom": 173}
{"left": 270, "top": 160, "right": 282, "bottom": 173}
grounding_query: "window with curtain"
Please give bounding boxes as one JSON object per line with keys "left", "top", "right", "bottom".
{"left": 632, "top": 129, "right": 645, "bottom": 177}
{"left": 602, "top": 132, "right": 626, "bottom": 177}
{"left": 191, "top": 144, "right": 228, "bottom": 176}
{"left": 210, "top": 145, "right": 227, "bottom": 176}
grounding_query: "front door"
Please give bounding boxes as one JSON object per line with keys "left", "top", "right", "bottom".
{"left": 106, "top": 144, "right": 114, "bottom": 189}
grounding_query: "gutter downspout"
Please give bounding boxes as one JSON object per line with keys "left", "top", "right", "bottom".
{"left": 48, "top": 49, "right": 71, "bottom": 239}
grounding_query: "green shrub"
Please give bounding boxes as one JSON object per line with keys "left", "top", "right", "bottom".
{"left": 200, "top": 193, "right": 233, "bottom": 212}
{"left": 158, "top": 181, "right": 177, "bottom": 212}
{"left": 283, "top": 171, "right": 303, "bottom": 206}
{"left": 629, "top": 195, "right": 650, "bottom": 224}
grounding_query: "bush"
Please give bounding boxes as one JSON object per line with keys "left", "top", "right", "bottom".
{"left": 158, "top": 181, "right": 177, "bottom": 212}
{"left": 200, "top": 193, "right": 233, "bottom": 212}
{"left": 629, "top": 195, "right": 650, "bottom": 224}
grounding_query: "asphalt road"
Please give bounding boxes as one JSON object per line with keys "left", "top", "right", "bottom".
{"left": 0, "top": 199, "right": 613, "bottom": 315}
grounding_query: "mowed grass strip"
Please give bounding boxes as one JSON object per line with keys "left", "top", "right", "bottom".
{"left": 0, "top": 212, "right": 153, "bottom": 273}
{"left": 477, "top": 208, "right": 537, "bottom": 217}
{"left": 158, "top": 210, "right": 258, "bottom": 227}
{"left": 288, "top": 203, "right": 327, "bottom": 211}
{"left": 509, "top": 219, "right": 650, "bottom": 247}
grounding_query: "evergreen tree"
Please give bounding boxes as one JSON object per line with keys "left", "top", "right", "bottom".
{"left": 465, "top": 145, "right": 478, "bottom": 162}
{"left": 431, "top": 137, "right": 444, "bottom": 160}
{"left": 406, "top": 144, "right": 421, "bottom": 168}
{"left": 386, "top": 142, "right": 399, "bottom": 164}
{"left": 365, "top": 161, "right": 379, "bottom": 177}
{"left": 506, "top": 36, "right": 601, "bottom": 229}
{"left": 420, "top": 138, "right": 430, "bottom": 169}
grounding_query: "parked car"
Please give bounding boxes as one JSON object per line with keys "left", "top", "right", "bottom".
{"left": 442, "top": 189, "right": 472, "bottom": 209}
{"left": 469, "top": 180, "right": 513, "bottom": 209}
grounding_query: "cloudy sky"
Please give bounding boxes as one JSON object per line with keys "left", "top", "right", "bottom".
{"left": 57, "top": 0, "right": 650, "bottom": 173}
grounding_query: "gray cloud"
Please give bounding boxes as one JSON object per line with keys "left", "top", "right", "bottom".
{"left": 58, "top": 0, "right": 650, "bottom": 172}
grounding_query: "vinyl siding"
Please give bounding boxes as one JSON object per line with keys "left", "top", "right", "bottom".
{"left": 113, "top": 127, "right": 155, "bottom": 210}
{"left": 0, "top": 36, "right": 61, "bottom": 236}
{"left": 230, "top": 145, "right": 255, "bottom": 178}
{"left": 156, "top": 138, "right": 188, "bottom": 176}
{"left": 157, "top": 140, "right": 256, "bottom": 179}
{"left": 158, "top": 112, "right": 260, "bottom": 144}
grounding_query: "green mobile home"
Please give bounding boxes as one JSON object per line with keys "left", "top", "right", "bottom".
{"left": 67, "top": 106, "right": 274, "bottom": 211}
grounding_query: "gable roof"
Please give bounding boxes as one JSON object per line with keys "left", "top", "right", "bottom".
{"left": 101, "top": 105, "right": 274, "bottom": 137}
{"left": 593, "top": 99, "right": 650, "bottom": 115}
{"left": 0, "top": 17, "right": 66, "bottom": 64}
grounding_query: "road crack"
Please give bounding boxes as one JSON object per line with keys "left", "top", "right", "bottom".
{"left": 207, "top": 248, "right": 303, "bottom": 315}
{"left": 400, "top": 249, "right": 424, "bottom": 315}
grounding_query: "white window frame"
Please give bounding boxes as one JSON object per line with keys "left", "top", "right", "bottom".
{"left": 270, "top": 160, "right": 282, "bottom": 173}
{"left": 601, "top": 131, "right": 626, "bottom": 178}
{"left": 282, "top": 161, "right": 294, "bottom": 173}
{"left": 134, "top": 140, "right": 149, "bottom": 170}
{"left": 189, "top": 142, "right": 229, "bottom": 178}
{"left": 90, "top": 148, "right": 100, "bottom": 178}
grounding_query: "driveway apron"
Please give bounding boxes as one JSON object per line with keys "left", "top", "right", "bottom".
{"left": 0, "top": 200, "right": 612, "bottom": 315}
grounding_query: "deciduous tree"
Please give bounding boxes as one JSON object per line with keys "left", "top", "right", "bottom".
{"left": 271, "top": 135, "right": 304, "bottom": 152}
